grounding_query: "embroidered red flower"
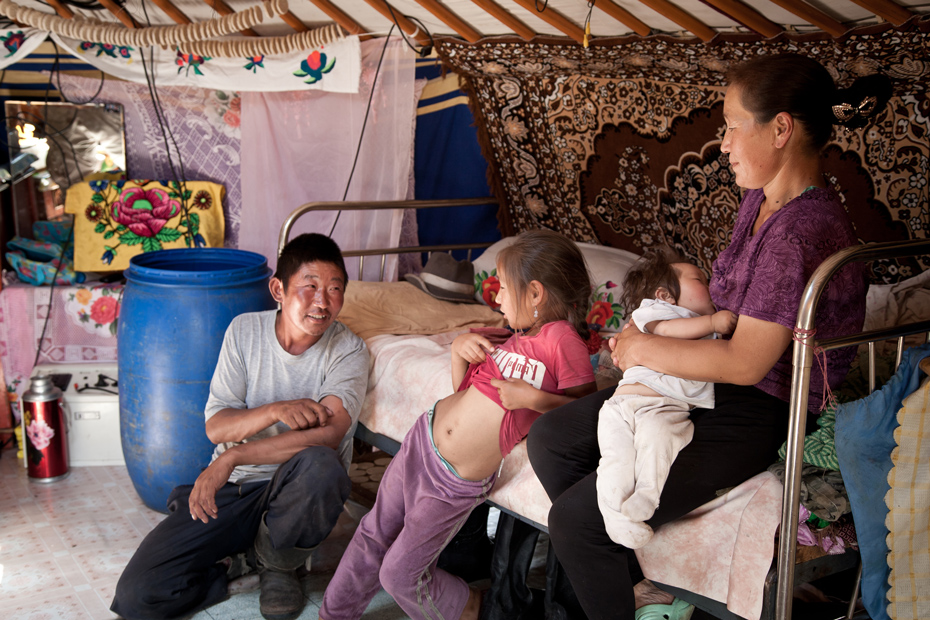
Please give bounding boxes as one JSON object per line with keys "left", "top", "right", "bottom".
{"left": 223, "top": 109, "right": 240, "bottom": 128}
{"left": 193, "top": 190, "right": 212, "bottom": 209}
{"left": 85, "top": 204, "right": 102, "bottom": 221}
{"left": 111, "top": 187, "right": 180, "bottom": 238}
{"left": 481, "top": 276, "right": 501, "bottom": 309}
{"left": 586, "top": 300, "right": 614, "bottom": 328}
{"left": 90, "top": 296, "right": 119, "bottom": 325}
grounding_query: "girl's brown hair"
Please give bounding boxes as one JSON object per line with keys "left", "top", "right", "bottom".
{"left": 619, "top": 246, "right": 691, "bottom": 319}
{"left": 496, "top": 229, "right": 592, "bottom": 340}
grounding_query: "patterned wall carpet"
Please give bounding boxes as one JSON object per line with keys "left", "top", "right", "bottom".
{"left": 437, "top": 18, "right": 930, "bottom": 283}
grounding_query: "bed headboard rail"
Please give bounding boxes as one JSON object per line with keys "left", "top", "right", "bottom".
{"left": 776, "top": 237, "right": 930, "bottom": 620}
{"left": 277, "top": 198, "right": 499, "bottom": 281}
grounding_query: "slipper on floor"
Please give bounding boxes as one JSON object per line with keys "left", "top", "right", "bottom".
{"left": 634, "top": 598, "right": 695, "bottom": 620}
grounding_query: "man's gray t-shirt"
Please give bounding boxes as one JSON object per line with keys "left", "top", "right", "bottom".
{"left": 205, "top": 309, "right": 369, "bottom": 483}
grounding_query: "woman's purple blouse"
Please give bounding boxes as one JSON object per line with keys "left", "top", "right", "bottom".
{"left": 710, "top": 187, "right": 866, "bottom": 410}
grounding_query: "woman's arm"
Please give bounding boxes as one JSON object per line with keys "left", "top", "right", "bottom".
{"left": 612, "top": 313, "right": 792, "bottom": 385}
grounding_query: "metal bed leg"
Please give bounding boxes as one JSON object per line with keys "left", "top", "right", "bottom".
{"left": 846, "top": 563, "right": 863, "bottom": 619}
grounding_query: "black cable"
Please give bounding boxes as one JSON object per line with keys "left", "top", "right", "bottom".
{"left": 31, "top": 221, "right": 74, "bottom": 370}
{"left": 328, "top": 26, "right": 394, "bottom": 238}
{"left": 52, "top": 40, "right": 106, "bottom": 105}
{"left": 385, "top": 5, "right": 421, "bottom": 55}
{"left": 535, "top": 0, "right": 549, "bottom": 12}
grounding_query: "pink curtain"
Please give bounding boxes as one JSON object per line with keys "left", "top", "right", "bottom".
{"left": 239, "top": 38, "right": 418, "bottom": 280}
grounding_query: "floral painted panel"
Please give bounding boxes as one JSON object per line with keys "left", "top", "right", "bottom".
{"left": 64, "top": 179, "right": 225, "bottom": 272}
{"left": 438, "top": 19, "right": 930, "bottom": 283}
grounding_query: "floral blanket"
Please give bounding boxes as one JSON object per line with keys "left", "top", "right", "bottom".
{"left": 64, "top": 179, "right": 225, "bottom": 271}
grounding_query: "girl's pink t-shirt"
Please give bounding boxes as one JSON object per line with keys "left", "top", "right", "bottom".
{"left": 459, "top": 320, "right": 594, "bottom": 457}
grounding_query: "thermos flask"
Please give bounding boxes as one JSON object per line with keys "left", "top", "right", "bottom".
{"left": 22, "top": 375, "right": 69, "bottom": 482}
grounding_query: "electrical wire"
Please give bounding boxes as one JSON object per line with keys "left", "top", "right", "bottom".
{"left": 51, "top": 40, "right": 106, "bottom": 105}
{"left": 327, "top": 26, "right": 394, "bottom": 238}
{"left": 31, "top": 221, "right": 74, "bottom": 370}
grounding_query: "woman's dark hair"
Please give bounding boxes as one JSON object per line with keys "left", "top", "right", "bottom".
{"left": 275, "top": 233, "right": 348, "bottom": 291}
{"left": 619, "top": 246, "right": 691, "bottom": 319}
{"left": 727, "top": 53, "right": 893, "bottom": 152}
{"left": 496, "top": 229, "right": 592, "bottom": 340}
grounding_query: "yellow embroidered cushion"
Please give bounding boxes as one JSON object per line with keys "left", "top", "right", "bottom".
{"left": 65, "top": 179, "right": 225, "bottom": 271}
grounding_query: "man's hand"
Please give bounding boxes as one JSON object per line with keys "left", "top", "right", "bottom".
{"left": 712, "top": 310, "right": 738, "bottom": 335}
{"left": 489, "top": 377, "right": 540, "bottom": 411}
{"left": 271, "top": 398, "right": 334, "bottom": 431}
{"left": 452, "top": 333, "right": 495, "bottom": 364}
{"left": 189, "top": 456, "right": 234, "bottom": 523}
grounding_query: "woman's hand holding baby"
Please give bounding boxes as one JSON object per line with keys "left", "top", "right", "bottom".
{"left": 712, "top": 310, "right": 738, "bottom": 335}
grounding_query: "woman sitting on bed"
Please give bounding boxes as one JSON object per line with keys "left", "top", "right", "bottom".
{"left": 527, "top": 53, "right": 892, "bottom": 620}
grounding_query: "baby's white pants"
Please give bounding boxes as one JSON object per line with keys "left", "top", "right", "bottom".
{"left": 596, "top": 393, "right": 694, "bottom": 549}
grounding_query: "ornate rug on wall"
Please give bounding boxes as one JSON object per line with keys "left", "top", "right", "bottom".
{"left": 437, "top": 18, "right": 930, "bottom": 284}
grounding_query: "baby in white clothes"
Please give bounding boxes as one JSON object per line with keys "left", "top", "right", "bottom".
{"left": 597, "top": 246, "right": 737, "bottom": 549}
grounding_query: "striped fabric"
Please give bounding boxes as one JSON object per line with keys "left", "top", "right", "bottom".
{"left": 0, "top": 40, "right": 100, "bottom": 102}
{"left": 885, "top": 358, "right": 930, "bottom": 620}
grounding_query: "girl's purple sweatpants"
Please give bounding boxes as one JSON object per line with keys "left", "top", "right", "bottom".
{"left": 321, "top": 408, "right": 496, "bottom": 620}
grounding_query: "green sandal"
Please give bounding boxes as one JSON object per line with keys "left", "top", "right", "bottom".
{"left": 634, "top": 598, "right": 695, "bottom": 620}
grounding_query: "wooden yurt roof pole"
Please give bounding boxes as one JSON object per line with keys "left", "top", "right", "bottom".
{"left": 44, "top": 0, "right": 73, "bottom": 20}
{"left": 597, "top": 0, "right": 652, "bottom": 37}
{"left": 307, "top": 0, "right": 367, "bottom": 36}
{"left": 699, "top": 0, "right": 782, "bottom": 37}
{"left": 510, "top": 0, "right": 586, "bottom": 44}
{"left": 202, "top": 0, "right": 259, "bottom": 36}
{"left": 98, "top": 0, "right": 137, "bottom": 28}
{"left": 281, "top": 11, "right": 310, "bottom": 32}
{"left": 637, "top": 0, "right": 715, "bottom": 41}
{"left": 468, "top": 0, "right": 535, "bottom": 41}
{"left": 362, "top": 0, "right": 433, "bottom": 46}
{"left": 148, "top": 0, "right": 192, "bottom": 26}
{"left": 847, "top": 0, "right": 912, "bottom": 25}
{"left": 766, "top": 0, "right": 845, "bottom": 37}
{"left": 413, "top": 0, "right": 483, "bottom": 42}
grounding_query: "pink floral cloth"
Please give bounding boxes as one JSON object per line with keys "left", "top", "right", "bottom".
{"left": 1, "top": 282, "right": 120, "bottom": 421}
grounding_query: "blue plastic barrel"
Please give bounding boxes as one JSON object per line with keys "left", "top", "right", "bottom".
{"left": 118, "top": 248, "right": 275, "bottom": 512}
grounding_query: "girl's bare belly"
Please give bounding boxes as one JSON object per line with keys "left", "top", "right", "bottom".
{"left": 433, "top": 386, "right": 506, "bottom": 481}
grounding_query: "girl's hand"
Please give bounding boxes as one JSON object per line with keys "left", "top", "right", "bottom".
{"left": 712, "top": 310, "right": 738, "bottom": 335}
{"left": 489, "top": 377, "right": 540, "bottom": 411}
{"left": 452, "top": 333, "right": 495, "bottom": 364}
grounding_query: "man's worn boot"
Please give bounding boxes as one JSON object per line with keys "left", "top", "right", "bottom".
{"left": 254, "top": 516, "right": 313, "bottom": 620}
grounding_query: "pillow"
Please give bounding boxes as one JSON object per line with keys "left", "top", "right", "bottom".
{"left": 471, "top": 236, "right": 640, "bottom": 334}
{"left": 339, "top": 280, "right": 507, "bottom": 341}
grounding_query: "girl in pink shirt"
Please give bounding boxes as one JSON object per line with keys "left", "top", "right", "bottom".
{"left": 322, "top": 229, "right": 597, "bottom": 620}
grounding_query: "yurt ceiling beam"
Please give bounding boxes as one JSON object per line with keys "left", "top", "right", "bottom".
{"left": 698, "top": 0, "right": 782, "bottom": 37}
{"left": 361, "top": 0, "right": 433, "bottom": 46}
{"left": 765, "top": 0, "right": 845, "bottom": 36}
{"left": 467, "top": 0, "right": 536, "bottom": 40}
{"left": 413, "top": 0, "right": 483, "bottom": 42}
{"left": 510, "top": 0, "right": 586, "bottom": 44}
{"left": 597, "top": 0, "right": 652, "bottom": 37}
{"left": 307, "top": 0, "right": 367, "bottom": 36}
{"left": 98, "top": 0, "right": 137, "bottom": 28}
{"left": 202, "top": 0, "right": 260, "bottom": 36}
{"left": 148, "top": 0, "right": 193, "bottom": 26}
{"left": 281, "top": 10, "right": 310, "bottom": 32}
{"left": 846, "top": 0, "right": 912, "bottom": 24}
{"left": 637, "top": 0, "right": 716, "bottom": 41}
{"left": 44, "top": 0, "right": 73, "bottom": 20}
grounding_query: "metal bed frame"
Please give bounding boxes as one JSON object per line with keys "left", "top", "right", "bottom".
{"left": 280, "top": 202, "right": 930, "bottom": 620}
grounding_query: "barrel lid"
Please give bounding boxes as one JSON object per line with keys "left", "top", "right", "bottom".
{"left": 125, "top": 248, "right": 272, "bottom": 288}
{"left": 23, "top": 374, "right": 63, "bottom": 402}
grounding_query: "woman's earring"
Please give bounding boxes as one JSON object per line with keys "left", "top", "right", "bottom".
{"left": 534, "top": 306, "right": 538, "bottom": 319}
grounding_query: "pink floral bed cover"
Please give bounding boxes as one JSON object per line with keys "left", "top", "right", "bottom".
{"left": 360, "top": 330, "right": 782, "bottom": 620}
